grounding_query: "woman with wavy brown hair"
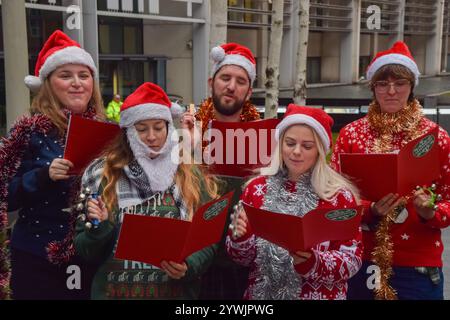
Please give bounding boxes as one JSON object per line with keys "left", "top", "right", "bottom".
{"left": 0, "top": 30, "right": 104, "bottom": 300}
{"left": 74, "top": 82, "right": 220, "bottom": 300}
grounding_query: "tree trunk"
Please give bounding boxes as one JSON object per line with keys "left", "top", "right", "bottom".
{"left": 293, "top": 0, "right": 309, "bottom": 105}
{"left": 264, "top": 0, "right": 284, "bottom": 119}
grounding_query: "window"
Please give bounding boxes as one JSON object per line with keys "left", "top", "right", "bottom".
{"left": 359, "top": 56, "right": 371, "bottom": 79}
{"left": 307, "top": 57, "right": 321, "bottom": 83}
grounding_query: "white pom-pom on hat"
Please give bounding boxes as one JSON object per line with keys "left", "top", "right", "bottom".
{"left": 170, "top": 102, "right": 184, "bottom": 119}
{"left": 210, "top": 46, "right": 225, "bottom": 63}
{"left": 24, "top": 75, "right": 42, "bottom": 93}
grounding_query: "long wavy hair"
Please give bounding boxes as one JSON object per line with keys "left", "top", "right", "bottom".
{"left": 30, "top": 74, "right": 105, "bottom": 137}
{"left": 259, "top": 124, "right": 360, "bottom": 202}
{"left": 101, "top": 129, "right": 220, "bottom": 222}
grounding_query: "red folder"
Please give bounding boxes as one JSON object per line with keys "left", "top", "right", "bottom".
{"left": 114, "top": 191, "right": 234, "bottom": 268}
{"left": 64, "top": 115, "right": 120, "bottom": 175}
{"left": 339, "top": 127, "right": 440, "bottom": 202}
{"left": 243, "top": 203, "right": 363, "bottom": 252}
{"left": 205, "top": 118, "right": 280, "bottom": 177}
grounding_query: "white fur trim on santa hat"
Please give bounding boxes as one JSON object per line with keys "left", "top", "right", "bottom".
{"left": 120, "top": 103, "right": 173, "bottom": 128}
{"left": 212, "top": 54, "right": 256, "bottom": 83}
{"left": 275, "top": 114, "right": 331, "bottom": 152}
{"left": 39, "top": 46, "right": 98, "bottom": 80}
{"left": 366, "top": 53, "right": 420, "bottom": 86}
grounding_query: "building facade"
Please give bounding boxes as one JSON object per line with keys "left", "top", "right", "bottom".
{"left": 1, "top": 0, "right": 450, "bottom": 135}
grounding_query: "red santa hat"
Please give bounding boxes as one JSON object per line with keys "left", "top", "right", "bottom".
{"left": 366, "top": 41, "right": 420, "bottom": 86}
{"left": 24, "top": 30, "right": 97, "bottom": 92}
{"left": 275, "top": 104, "right": 334, "bottom": 153}
{"left": 210, "top": 42, "right": 256, "bottom": 84}
{"left": 120, "top": 82, "right": 183, "bottom": 128}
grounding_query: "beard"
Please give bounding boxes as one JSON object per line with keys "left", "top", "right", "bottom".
{"left": 212, "top": 88, "right": 247, "bottom": 116}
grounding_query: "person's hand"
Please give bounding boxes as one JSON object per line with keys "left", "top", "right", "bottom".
{"left": 230, "top": 205, "right": 248, "bottom": 240}
{"left": 413, "top": 188, "right": 436, "bottom": 220}
{"left": 291, "top": 251, "right": 312, "bottom": 265}
{"left": 87, "top": 196, "right": 109, "bottom": 223}
{"left": 371, "top": 193, "right": 404, "bottom": 217}
{"left": 161, "top": 261, "right": 188, "bottom": 280}
{"left": 49, "top": 158, "right": 74, "bottom": 181}
{"left": 180, "top": 111, "right": 195, "bottom": 130}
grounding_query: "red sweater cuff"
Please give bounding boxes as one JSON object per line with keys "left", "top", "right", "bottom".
{"left": 294, "top": 251, "right": 316, "bottom": 275}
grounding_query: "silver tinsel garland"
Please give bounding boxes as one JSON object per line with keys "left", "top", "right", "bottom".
{"left": 251, "top": 170, "right": 319, "bottom": 300}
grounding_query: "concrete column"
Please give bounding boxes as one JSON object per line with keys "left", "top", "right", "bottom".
{"left": 279, "top": 0, "right": 298, "bottom": 87}
{"left": 425, "top": 0, "right": 444, "bottom": 75}
{"left": 2, "top": 0, "right": 30, "bottom": 130}
{"left": 340, "top": 0, "right": 361, "bottom": 83}
{"left": 192, "top": 0, "right": 210, "bottom": 104}
{"left": 257, "top": 0, "right": 269, "bottom": 88}
{"left": 63, "top": 0, "right": 83, "bottom": 46}
{"left": 396, "top": 0, "right": 405, "bottom": 42}
{"left": 82, "top": 0, "right": 99, "bottom": 70}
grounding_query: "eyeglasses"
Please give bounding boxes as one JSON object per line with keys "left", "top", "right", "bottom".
{"left": 373, "top": 79, "right": 411, "bottom": 93}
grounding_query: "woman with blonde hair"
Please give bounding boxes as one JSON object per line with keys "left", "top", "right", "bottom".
{"left": 226, "top": 104, "right": 362, "bottom": 300}
{"left": 0, "top": 30, "right": 104, "bottom": 299}
{"left": 74, "top": 82, "right": 220, "bottom": 300}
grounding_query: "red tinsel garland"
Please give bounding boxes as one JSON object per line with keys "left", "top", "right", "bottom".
{"left": 0, "top": 114, "right": 54, "bottom": 300}
{"left": 0, "top": 108, "right": 98, "bottom": 299}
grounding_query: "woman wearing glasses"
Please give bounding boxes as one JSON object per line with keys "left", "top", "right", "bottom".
{"left": 331, "top": 41, "right": 450, "bottom": 300}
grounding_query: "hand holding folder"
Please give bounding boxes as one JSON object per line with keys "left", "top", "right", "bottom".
{"left": 63, "top": 115, "right": 121, "bottom": 175}
{"left": 339, "top": 127, "right": 440, "bottom": 202}
{"left": 243, "top": 203, "right": 363, "bottom": 252}
{"left": 114, "top": 191, "right": 234, "bottom": 268}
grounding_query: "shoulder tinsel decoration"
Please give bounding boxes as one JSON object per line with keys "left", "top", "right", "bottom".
{"left": 367, "top": 98, "right": 423, "bottom": 153}
{"left": 0, "top": 114, "right": 54, "bottom": 300}
{"left": 367, "top": 98, "right": 424, "bottom": 300}
{"left": 195, "top": 97, "right": 261, "bottom": 135}
{"left": 0, "top": 108, "right": 98, "bottom": 299}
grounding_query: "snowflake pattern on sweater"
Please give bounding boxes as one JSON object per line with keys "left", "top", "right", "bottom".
{"left": 225, "top": 176, "right": 363, "bottom": 300}
{"left": 331, "top": 116, "right": 450, "bottom": 267}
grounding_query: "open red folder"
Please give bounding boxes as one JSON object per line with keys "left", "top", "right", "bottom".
{"left": 205, "top": 118, "right": 280, "bottom": 177}
{"left": 243, "top": 203, "right": 363, "bottom": 252}
{"left": 64, "top": 115, "right": 120, "bottom": 175}
{"left": 339, "top": 126, "right": 440, "bottom": 202}
{"left": 114, "top": 191, "right": 234, "bottom": 268}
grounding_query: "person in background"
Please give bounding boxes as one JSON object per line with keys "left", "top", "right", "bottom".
{"left": 0, "top": 30, "right": 105, "bottom": 299}
{"left": 180, "top": 43, "right": 260, "bottom": 300}
{"left": 227, "top": 104, "right": 362, "bottom": 300}
{"left": 106, "top": 94, "right": 122, "bottom": 123}
{"left": 331, "top": 41, "right": 450, "bottom": 300}
{"left": 74, "top": 82, "right": 220, "bottom": 300}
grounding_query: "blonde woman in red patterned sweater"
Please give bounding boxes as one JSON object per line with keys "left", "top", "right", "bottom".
{"left": 226, "top": 104, "right": 363, "bottom": 300}
{"left": 331, "top": 41, "right": 450, "bottom": 300}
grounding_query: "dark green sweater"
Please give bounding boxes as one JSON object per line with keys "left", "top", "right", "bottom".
{"left": 74, "top": 178, "right": 217, "bottom": 300}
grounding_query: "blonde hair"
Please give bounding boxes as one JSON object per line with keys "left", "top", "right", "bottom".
{"left": 259, "top": 124, "right": 359, "bottom": 202}
{"left": 101, "top": 130, "right": 219, "bottom": 222}
{"left": 30, "top": 74, "right": 105, "bottom": 137}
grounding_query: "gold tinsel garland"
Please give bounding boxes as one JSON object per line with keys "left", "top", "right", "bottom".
{"left": 367, "top": 98, "right": 424, "bottom": 300}
{"left": 367, "top": 98, "right": 423, "bottom": 153}
{"left": 195, "top": 97, "right": 261, "bottom": 135}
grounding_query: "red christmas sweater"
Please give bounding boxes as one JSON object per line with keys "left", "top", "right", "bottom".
{"left": 331, "top": 116, "right": 450, "bottom": 267}
{"left": 225, "top": 176, "right": 363, "bottom": 300}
